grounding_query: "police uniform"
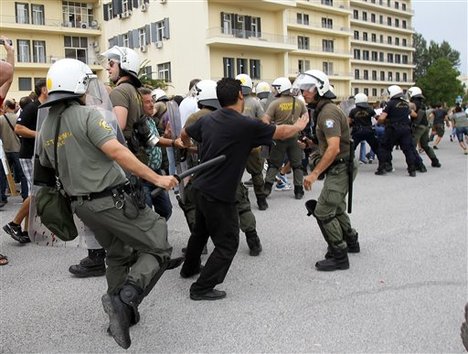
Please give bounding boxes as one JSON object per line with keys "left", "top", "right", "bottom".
{"left": 376, "top": 96, "right": 418, "bottom": 176}
{"left": 264, "top": 95, "right": 307, "bottom": 198}
{"left": 37, "top": 101, "right": 172, "bottom": 295}
{"left": 311, "top": 100, "right": 359, "bottom": 261}
{"left": 348, "top": 105, "right": 381, "bottom": 162}
{"left": 243, "top": 95, "right": 268, "bottom": 210}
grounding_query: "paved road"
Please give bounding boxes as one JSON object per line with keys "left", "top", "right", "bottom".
{"left": 1, "top": 139, "right": 467, "bottom": 353}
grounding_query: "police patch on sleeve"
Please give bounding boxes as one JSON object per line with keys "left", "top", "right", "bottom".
{"left": 325, "top": 119, "right": 334, "bottom": 128}
{"left": 98, "top": 119, "right": 112, "bottom": 131}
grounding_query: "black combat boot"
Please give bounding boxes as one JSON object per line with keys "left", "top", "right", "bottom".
{"left": 431, "top": 158, "right": 441, "bottom": 168}
{"left": 263, "top": 182, "right": 273, "bottom": 197}
{"left": 245, "top": 230, "right": 262, "bottom": 256}
{"left": 416, "top": 163, "right": 427, "bottom": 173}
{"left": 384, "top": 162, "right": 394, "bottom": 172}
{"left": 315, "top": 247, "right": 349, "bottom": 271}
{"left": 375, "top": 163, "right": 387, "bottom": 175}
{"left": 294, "top": 185, "right": 304, "bottom": 200}
{"left": 69, "top": 249, "right": 106, "bottom": 277}
{"left": 257, "top": 196, "right": 268, "bottom": 211}
{"left": 345, "top": 230, "right": 360, "bottom": 253}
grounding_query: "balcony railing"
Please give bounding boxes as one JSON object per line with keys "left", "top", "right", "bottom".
{"left": 352, "top": 37, "right": 413, "bottom": 48}
{"left": 1, "top": 14, "right": 100, "bottom": 30}
{"left": 299, "top": 0, "right": 351, "bottom": 11}
{"left": 207, "top": 27, "right": 296, "bottom": 46}
{"left": 296, "top": 46, "right": 352, "bottom": 56}
{"left": 288, "top": 18, "right": 351, "bottom": 33}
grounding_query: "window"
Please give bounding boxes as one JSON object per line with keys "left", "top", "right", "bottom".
{"left": 380, "top": 71, "right": 385, "bottom": 80}
{"left": 34, "top": 77, "right": 46, "bottom": 87}
{"left": 31, "top": 4, "right": 45, "bottom": 25}
{"left": 372, "top": 70, "right": 377, "bottom": 80}
{"left": 379, "top": 15, "right": 383, "bottom": 24}
{"left": 355, "top": 69, "right": 360, "bottom": 79}
{"left": 353, "top": 10, "right": 358, "bottom": 19}
{"left": 395, "top": 54, "right": 401, "bottom": 63}
{"left": 354, "top": 49, "right": 361, "bottom": 59}
{"left": 17, "top": 40, "right": 30, "bottom": 62}
{"left": 321, "top": 0, "right": 333, "bottom": 5}
{"left": 354, "top": 31, "right": 359, "bottom": 40}
{"left": 402, "top": 20, "right": 407, "bottom": 29}
{"left": 379, "top": 52, "right": 384, "bottom": 62}
{"left": 387, "top": 17, "right": 392, "bottom": 26}
{"left": 372, "top": 88, "right": 377, "bottom": 97}
{"left": 402, "top": 38, "right": 407, "bottom": 46}
{"left": 297, "top": 13, "right": 309, "bottom": 25}
{"left": 157, "top": 62, "right": 171, "bottom": 82}
{"left": 395, "top": 2, "right": 399, "bottom": 9}
{"left": 322, "top": 39, "right": 334, "bottom": 52}
{"left": 143, "top": 66, "right": 152, "bottom": 79}
{"left": 363, "top": 88, "right": 368, "bottom": 95}
{"left": 237, "top": 58, "right": 248, "bottom": 74}
{"left": 395, "top": 19, "right": 399, "bottom": 28}
{"left": 402, "top": 55, "right": 408, "bottom": 64}
{"left": 371, "top": 51, "right": 378, "bottom": 61}
{"left": 363, "top": 32, "right": 368, "bottom": 41}
{"left": 18, "top": 77, "right": 32, "bottom": 91}
{"left": 362, "top": 12, "right": 367, "bottom": 21}
{"left": 371, "top": 33, "right": 376, "bottom": 42}
{"left": 402, "top": 3, "right": 406, "bottom": 11}
{"left": 395, "top": 37, "right": 400, "bottom": 46}
{"left": 122, "top": 0, "right": 129, "bottom": 13}
{"left": 379, "top": 34, "right": 383, "bottom": 43}
{"left": 363, "top": 50, "right": 369, "bottom": 60}
{"left": 223, "top": 57, "right": 234, "bottom": 78}
{"left": 251, "top": 17, "right": 261, "bottom": 37}
{"left": 322, "top": 62, "right": 333, "bottom": 75}
{"left": 321, "top": 18, "right": 333, "bottom": 29}
{"left": 387, "top": 53, "right": 393, "bottom": 63}
{"left": 354, "top": 88, "right": 359, "bottom": 96}
{"left": 250, "top": 59, "right": 260, "bottom": 79}
{"left": 222, "top": 13, "right": 233, "bottom": 35}
{"left": 16, "top": 3, "right": 29, "bottom": 24}
{"left": 298, "top": 36, "right": 310, "bottom": 50}
{"left": 139, "top": 28, "right": 147, "bottom": 47}
{"left": 395, "top": 72, "right": 400, "bottom": 82}
{"left": 363, "top": 70, "right": 369, "bottom": 80}
{"left": 64, "top": 36, "right": 88, "bottom": 63}
{"left": 63, "top": 1, "right": 95, "bottom": 28}
{"left": 123, "top": 34, "right": 129, "bottom": 47}
{"left": 32, "top": 40, "right": 46, "bottom": 63}
{"left": 298, "top": 59, "right": 310, "bottom": 72}
{"left": 371, "top": 13, "right": 376, "bottom": 23}
{"left": 221, "top": 13, "right": 261, "bottom": 38}
{"left": 403, "top": 72, "right": 407, "bottom": 82}
{"left": 388, "top": 72, "right": 393, "bottom": 81}
{"left": 387, "top": 36, "right": 392, "bottom": 45}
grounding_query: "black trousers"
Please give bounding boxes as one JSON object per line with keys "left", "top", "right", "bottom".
{"left": 378, "top": 124, "right": 417, "bottom": 170}
{"left": 182, "top": 188, "right": 240, "bottom": 294}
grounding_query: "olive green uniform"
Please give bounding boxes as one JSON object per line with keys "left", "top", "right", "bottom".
{"left": 313, "top": 100, "right": 358, "bottom": 250}
{"left": 265, "top": 95, "right": 307, "bottom": 188}
{"left": 37, "top": 102, "right": 172, "bottom": 295}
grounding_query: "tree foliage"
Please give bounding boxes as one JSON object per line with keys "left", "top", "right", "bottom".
{"left": 138, "top": 59, "right": 169, "bottom": 90}
{"left": 412, "top": 33, "right": 461, "bottom": 82}
{"left": 416, "top": 58, "right": 464, "bottom": 106}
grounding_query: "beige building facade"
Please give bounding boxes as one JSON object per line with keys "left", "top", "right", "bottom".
{"left": 1, "top": 0, "right": 415, "bottom": 102}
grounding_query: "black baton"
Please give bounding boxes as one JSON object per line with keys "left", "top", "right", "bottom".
{"left": 151, "top": 155, "right": 226, "bottom": 198}
{"left": 347, "top": 140, "right": 354, "bottom": 214}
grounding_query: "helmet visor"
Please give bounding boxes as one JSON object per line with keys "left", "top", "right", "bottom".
{"left": 291, "top": 73, "right": 319, "bottom": 96}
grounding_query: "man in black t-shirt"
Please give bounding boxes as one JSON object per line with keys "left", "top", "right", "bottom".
{"left": 3, "top": 80, "right": 47, "bottom": 244}
{"left": 179, "top": 78, "right": 308, "bottom": 301}
{"left": 429, "top": 104, "right": 449, "bottom": 149}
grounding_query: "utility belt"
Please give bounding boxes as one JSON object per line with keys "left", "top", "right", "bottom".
{"left": 69, "top": 182, "right": 130, "bottom": 202}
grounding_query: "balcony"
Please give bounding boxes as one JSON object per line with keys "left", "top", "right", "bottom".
{"left": 14, "top": 56, "right": 104, "bottom": 70}
{"left": 296, "top": 0, "right": 352, "bottom": 14}
{"left": 294, "top": 46, "right": 352, "bottom": 58}
{"left": 287, "top": 18, "right": 352, "bottom": 37}
{"left": 350, "top": 16, "right": 414, "bottom": 34}
{"left": 288, "top": 68, "right": 353, "bottom": 79}
{"left": 350, "top": 0, "right": 414, "bottom": 16}
{"left": 208, "top": 0, "right": 296, "bottom": 11}
{"left": 350, "top": 58, "right": 415, "bottom": 68}
{"left": 206, "top": 27, "right": 296, "bottom": 53}
{"left": 1, "top": 14, "right": 101, "bottom": 35}
{"left": 351, "top": 38, "right": 415, "bottom": 50}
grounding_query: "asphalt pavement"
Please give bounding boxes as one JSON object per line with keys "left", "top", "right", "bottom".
{"left": 0, "top": 138, "right": 467, "bottom": 353}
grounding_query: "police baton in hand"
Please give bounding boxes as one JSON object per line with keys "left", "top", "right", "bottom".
{"left": 151, "top": 155, "right": 226, "bottom": 198}
{"left": 347, "top": 140, "right": 354, "bottom": 214}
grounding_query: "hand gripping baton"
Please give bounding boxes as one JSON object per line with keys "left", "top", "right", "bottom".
{"left": 151, "top": 155, "right": 226, "bottom": 198}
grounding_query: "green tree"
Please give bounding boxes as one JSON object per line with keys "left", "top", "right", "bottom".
{"left": 412, "top": 32, "right": 428, "bottom": 81}
{"left": 138, "top": 59, "right": 168, "bottom": 90}
{"left": 416, "top": 58, "right": 464, "bottom": 106}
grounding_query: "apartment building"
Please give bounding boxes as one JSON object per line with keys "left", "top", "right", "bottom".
{"left": 0, "top": 0, "right": 104, "bottom": 100}
{"left": 1, "top": 0, "right": 414, "bottom": 102}
{"left": 350, "top": 0, "right": 415, "bottom": 101}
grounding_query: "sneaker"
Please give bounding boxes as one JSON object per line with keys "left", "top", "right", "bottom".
{"left": 359, "top": 159, "right": 367, "bottom": 165}
{"left": 277, "top": 174, "right": 289, "bottom": 185}
{"left": 3, "top": 223, "right": 24, "bottom": 243}
{"left": 433, "top": 145, "right": 438, "bottom": 150}
{"left": 274, "top": 182, "right": 292, "bottom": 191}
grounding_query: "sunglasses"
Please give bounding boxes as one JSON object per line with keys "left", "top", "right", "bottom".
{"left": 108, "top": 60, "right": 119, "bottom": 68}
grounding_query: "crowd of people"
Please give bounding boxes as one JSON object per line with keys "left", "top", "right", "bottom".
{"left": 1, "top": 40, "right": 468, "bottom": 349}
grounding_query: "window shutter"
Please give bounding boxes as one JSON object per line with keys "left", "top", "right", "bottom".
{"left": 220, "top": 11, "right": 224, "bottom": 28}
{"left": 128, "top": 31, "right": 133, "bottom": 48}
{"left": 103, "top": 4, "right": 109, "bottom": 21}
{"left": 117, "top": 34, "right": 124, "bottom": 46}
{"left": 112, "top": 0, "right": 122, "bottom": 16}
{"left": 257, "top": 18, "right": 261, "bottom": 35}
{"left": 133, "top": 0, "right": 139, "bottom": 8}
{"left": 145, "top": 25, "right": 151, "bottom": 44}
{"left": 128, "top": 0, "right": 133, "bottom": 11}
{"left": 132, "top": 29, "right": 139, "bottom": 49}
{"left": 151, "top": 22, "right": 157, "bottom": 42}
{"left": 163, "top": 18, "right": 170, "bottom": 39}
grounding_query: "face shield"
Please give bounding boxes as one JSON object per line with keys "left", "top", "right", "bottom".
{"left": 291, "top": 73, "right": 318, "bottom": 97}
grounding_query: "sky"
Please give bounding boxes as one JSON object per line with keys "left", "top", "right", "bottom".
{"left": 412, "top": 0, "right": 468, "bottom": 75}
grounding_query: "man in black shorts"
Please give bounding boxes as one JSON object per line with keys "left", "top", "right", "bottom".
{"left": 179, "top": 78, "right": 308, "bottom": 300}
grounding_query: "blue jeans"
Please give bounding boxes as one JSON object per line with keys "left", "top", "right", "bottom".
{"left": 143, "top": 181, "right": 173, "bottom": 221}
{"left": 359, "top": 141, "right": 367, "bottom": 161}
{"left": 0, "top": 152, "right": 29, "bottom": 201}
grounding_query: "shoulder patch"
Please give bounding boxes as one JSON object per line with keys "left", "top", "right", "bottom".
{"left": 325, "top": 119, "right": 334, "bottom": 128}
{"left": 98, "top": 119, "right": 112, "bottom": 131}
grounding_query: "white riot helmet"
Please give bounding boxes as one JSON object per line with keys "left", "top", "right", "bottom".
{"left": 292, "top": 69, "right": 336, "bottom": 99}
{"left": 255, "top": 81, "right": 271, "bottom": 100}
{"left": 40, "top": 58, "right": 97, "bottom": 108}
{"left": 271, "top": 77, "right": 292, "bottom": 96}
{"left": 408, "top": 86, "right": 424, "bottom": 99}
{"left": 100, "top": 46, "right": 141, "bottom": 87}
{"left": 387, "top": 85, "right": 404, "bottom": 99}
{"left": 354, "top": 92, "right": 369, "bottom": 108}
{"left": 195, "top": 80, "right": 220, "bottom": 110}
{"left": 235, "top": 73, "right": 253, "bottom": 95}
{"left": 151, "top": 88, "right": 168, "bottom": 103}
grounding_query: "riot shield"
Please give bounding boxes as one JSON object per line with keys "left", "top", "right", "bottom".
{"left": 29, "top": 80, "right": 125, "bottom": 247}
